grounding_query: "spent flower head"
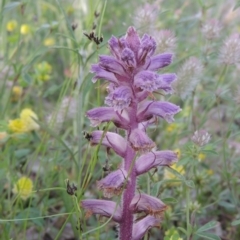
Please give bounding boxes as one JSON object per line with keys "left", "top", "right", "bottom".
{"left": 11, "top": 86, "right": 23, "bottom": 102}
{"left": 173, "top": 57, "right": 203, "bottom": 99}
{"left": 154, "top": 30, "right": 176, "bottom": 54}
{"left": 201, "top": 19, "right": 222, "bottom": 40}
{"left": 12, "top": 176, "right": 33, "bottom": 200}
{"left": 192, "top": 129, "right": 211, "bottom": 147}
{"left": 219, "top": 33, "right": 240, "bottom": 65}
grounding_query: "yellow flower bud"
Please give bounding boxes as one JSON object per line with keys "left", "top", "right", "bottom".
{"left": 20, "top": 24, "right": 31, "bottom": 35}
{"left": 6, "top": 20, "right": 18, "bottom": 32}
{"left": 12, "top": 176, "right": 33, "bottom": 200}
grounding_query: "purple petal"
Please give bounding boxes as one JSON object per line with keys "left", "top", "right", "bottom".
{"left": 81, "top": 199, "right": 122, "bottom": 222}
{"left": 99, "top": 55, "right": 127, "bottom": 76}
{"left": 135, "top": 150, "right": 178, "bottom": 175}
{"left": 90, "top": 131, "right": 128, "bottom": 157}
{"left": 155, "top": 73, "right": 177, "bottom": 93}
{"left": 91, "top": 64, "right": 119, "bottom": 84}
{"left": 86, "top": 107, "right": 129, "bottom": 128}
{"left": 132, "top": 216, "right": 161, "bottom": 240}
{"left": 137, "top": 101, "right": 181, "bottom": 123}
{"left": 108, "top": 36, "right": 122, "bottom": 60}
{"left": 134, "top": 70, "right": 158, "bottom": 92}
{"left": 125, "top": 26, "right": 141, "bottom": 54}
{"left": 105, "top": 86, "right": 132, "bottom": 111}
{"left": 147, "top": 53, "right": 173, "bottom": 71}
{"left": 138, "top": 34, "right": 156, "bottom": 62}
{"left": 130, "top": 193, "right": 167, "bottom": 218}
{"left": 97, "top": 169, "right": 128, "bottom": 198}
{"left": 121, "top": 47, "right": 136, "bottom": 68}
{"left": 129, "top": 128, "right": 155, "bottom": 152}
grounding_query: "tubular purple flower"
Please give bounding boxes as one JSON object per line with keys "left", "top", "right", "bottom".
{"left": 132, "top": 216, "right": 161, "bottom": 240}
{"left": 130, "top": 193, "right": 167, "bottom": 218}
{"left": 146, "top": 53, "right": 173, "bottom": 71}
{"left": 135, "top": 150, "right": 178, "bottom": 175}
{"left": 125, "top": 26, "right": 141, "bottom": 54}
{"left": 129, "top": 128, "right": 155, "bottom": 152}
{"left": 155, "top": 73, "right": 177, "bottom": 93}
{"left": 134, "top": 70, "right": 159, "bottom": 92}
{"left": 91, "top": 64, "right": 119, "bottom": 84}
{"left": 137, "top": 101, "right": 181, "bottom": 123}
{"left": 138, "top": 34, "right": 157, "bottom": 61}
{"left": 97, "top": 169, "right": 128, "bottom": 198}
{"left": 121, "top": 48, "right": 136, "bottom": 68}
{"left": 86, "top": 107, "right": 129, "bottom": 127}
{"left": 105, "top": 86, "right": 133, "bottom": 111}
{"left": 99, "top": 55, "right": 127, "bottom": 76}
{"left": 89, "top": 131, "right": 128, "bottom": 157}
{"left": 81, "top": 199, "right": 122, "bottom": 222}
{"left": 108, "top": 36, "right": 123, "bottom": 60}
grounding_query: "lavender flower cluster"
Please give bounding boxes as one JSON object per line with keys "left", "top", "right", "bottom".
{"left": 81, "top": 27, "right": 181, "bottom": 240}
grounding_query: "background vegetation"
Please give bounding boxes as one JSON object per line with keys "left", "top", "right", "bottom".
{"left": 0, "top": 0, "right": 240, "bottom": 239}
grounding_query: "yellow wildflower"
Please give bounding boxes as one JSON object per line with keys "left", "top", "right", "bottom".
{"left": 20, "top": 108, "right": 40, "bottom": 131}
{"left": 174, "top": 148, "right": 181, "bottom": 159}
{"left": 43, "top": 37, "right": 55, "bottom": 46}
{"left": 36, "top": 61, "right": 52, "bottom": 82}
{"left": 8, "top": 119, "right": 27, "bottom": 133}
{"left": 12, "top": 176, "right": 33, "bottom": 200}
{"left": 20, "top": 24, "right": 31, "bottom": 35}
{"left": 6, "top": 20, "right": 18, "bottom": 32}
{"left": 166, "top": 123, "right": 178, "bottom": 133}
{"left": 11, "top": 86, "right": 23, "bottom": 102}
{"left": 164, "top": 163, "right": 185, "bottom": 185}
{"left": 198, "top": 153, "right": 206, "bottom": 162}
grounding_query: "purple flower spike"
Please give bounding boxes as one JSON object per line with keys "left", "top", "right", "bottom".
{"left": 89, "top": 131, "right": 128, "bottom": 157}
{"left": 105, "top": 86, "right": 133, "bottom": 111}
{"left": 82, "top": 26, "right": 180, "bottom": 239}
{"left": 81, "top": 199, "right": 122, "bottom": 222}
{"left": 130, "top": 193, "right": 167, "bottom": 218}
{"left": 137, "top": 100, "right": 181, "bottom": 123}
{"left": 97, "top": 169, "right": 128, "bottom": 198}
{"left": 86, "top": 107, "right": 129, "bottom": 128}
{"left": 136, "top": 150, "right": 178, "bottom": 175}
{"left": 129, "top": 128, "right": 155, "bottom": 152}
{"left": 132, "top": 216, "right": 161, "bottom": 240}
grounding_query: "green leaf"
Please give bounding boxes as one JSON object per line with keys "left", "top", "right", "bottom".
{"left": 178, "top": 157, "right": 191, "bottom": 165}
{"left": 3, "top": 2, "right": 21, "bottom": 13}
{"left": 14, "top": 149, "right": 31, "bottom": 159}
{"left": 195, "top": 232, "right": 220, "bottom": 240}
{"left": 231, "top": 219, "right": 240, "bottom": 226}
{"left": 177, "top": 227, "right": 187, "bottom": 235}
{"left": 196, "top": 220, "right": 217, "bottom": 233}
{"left": 185, "top": 180, "right": 195, "bottom": 189}
{"left": 43, "top": 84, "right": 62, "bottom": 98}
{"left": 21, "top": 72, "right": 33, "bottom": 86}
{"left": 162, "top": 197, "right": 178, "bottom": 204}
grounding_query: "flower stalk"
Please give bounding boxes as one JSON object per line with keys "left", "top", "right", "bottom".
{"left": 81, "top": 26, "right": 181, "bottom": 239}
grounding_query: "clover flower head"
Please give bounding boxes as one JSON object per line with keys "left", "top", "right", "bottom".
{"left": 8, "top": 118, "right": 27, "bottom": 133}
{"left": 12, "top": 86, "right": 23, "bottom": 102}
{"left": 154, "top": 29, "right": 176, "bottom": 53}
{"left": 12, "top": 176, "right": 33, "bottom": 200}
{"left": 20, "top": 108, "right": 40, "bottom": 131}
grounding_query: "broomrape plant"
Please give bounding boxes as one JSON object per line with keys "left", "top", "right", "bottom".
{"left": 81, "top": 27, "right": 181, "bottom": 240}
